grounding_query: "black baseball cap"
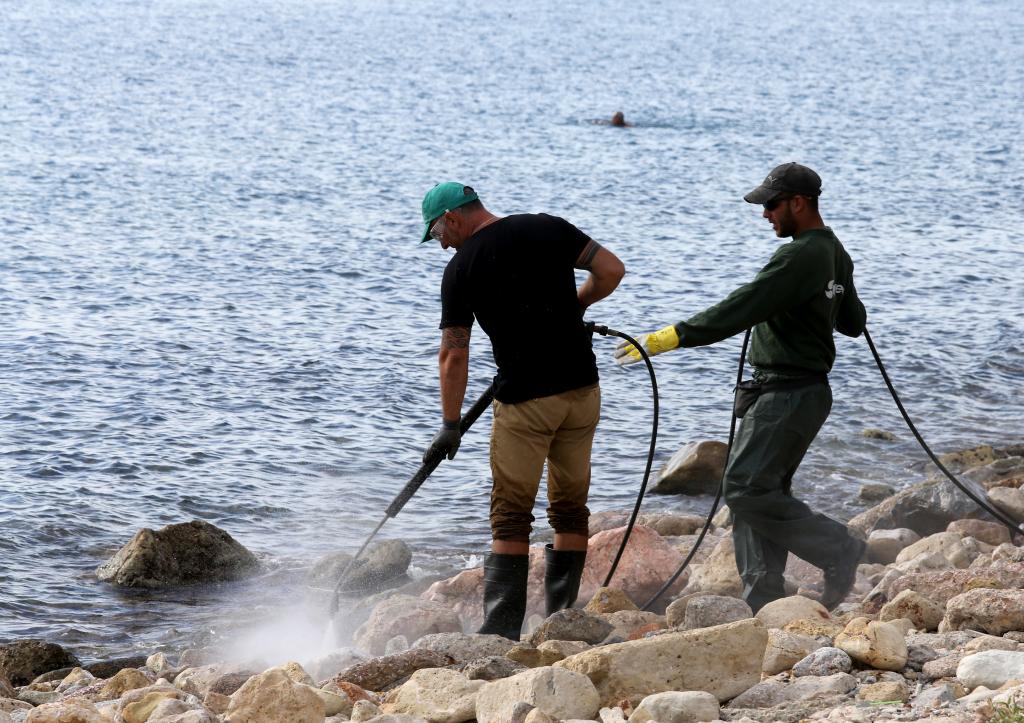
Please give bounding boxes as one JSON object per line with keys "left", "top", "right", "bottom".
{"left": 744, "top": 162, "right": 822, "bottom": 204}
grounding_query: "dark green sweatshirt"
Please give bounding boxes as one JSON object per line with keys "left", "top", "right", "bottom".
{"left": 675, "top": 227, "right": 866, "bottom": 375}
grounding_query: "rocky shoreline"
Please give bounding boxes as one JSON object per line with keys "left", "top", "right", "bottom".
{"left": 3, "top": 442, "right": 1024, "bottom": 723}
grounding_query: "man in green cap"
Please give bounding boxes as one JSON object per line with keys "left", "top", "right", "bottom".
{"left": 614, "top": 162, "right": 866, "bottom": 612}
{"left": 420, "top": 182, "right": 625, "bottom": 639}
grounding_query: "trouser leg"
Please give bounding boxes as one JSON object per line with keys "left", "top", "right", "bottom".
{"left": 724, "top": 383, "right": 852, "bottom": 609}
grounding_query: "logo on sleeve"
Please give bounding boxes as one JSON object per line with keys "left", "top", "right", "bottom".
{"left": 825, "top": 280, "right": 845, "bottom": 299}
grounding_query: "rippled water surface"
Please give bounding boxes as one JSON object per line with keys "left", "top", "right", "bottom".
{"left": 2, "top": 0, "right": 1022, "bottom": 659}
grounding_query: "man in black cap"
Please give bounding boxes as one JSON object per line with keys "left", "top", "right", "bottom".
{"left": 614, "top": 162, "right": 867, "bottom": 612}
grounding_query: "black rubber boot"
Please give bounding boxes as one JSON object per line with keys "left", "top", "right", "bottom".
{"left": 820, "top": 536, "right": 867, "bottom": 611}
{"left": 477, "top": 553, "right": 529, "bottom": 640}
{"left": 544, "top": 544, "right": 587, "bottom": 616}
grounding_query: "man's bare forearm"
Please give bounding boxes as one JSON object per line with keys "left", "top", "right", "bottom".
{"left": 439, "top": 326, "right": 470, "bottom": 421}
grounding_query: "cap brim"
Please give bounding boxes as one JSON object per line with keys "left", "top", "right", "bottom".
{"left": 743, "top": 185, "right": 783, "bottom": 204}
{"left": 420, "top": 225, "right": 431, "bottom": 244}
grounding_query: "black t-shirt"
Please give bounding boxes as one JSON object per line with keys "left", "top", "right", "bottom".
{"left": 439, "top": 213, "right": 599, "bottom": 404}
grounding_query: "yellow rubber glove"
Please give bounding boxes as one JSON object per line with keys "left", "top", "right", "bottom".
{"left": 613, "top": 324, "right": 681, "bottom": 366}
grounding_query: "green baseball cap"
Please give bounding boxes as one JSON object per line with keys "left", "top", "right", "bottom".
{"left": 420, "top": 182, "right": 479, "bottom": 243}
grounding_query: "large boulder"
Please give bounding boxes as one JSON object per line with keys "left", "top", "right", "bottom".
{"left": 651, "top": 441, "right": 727, "bottom": 496}
{"left": 941, "top": 588, "right": 1024, "bottom": 635}
{"left": 0, "top": 640, "right": 81, "bottom": 686}
{"left": 474, "top": 667, "right": 599, "bottom": 723}
{"left": 848, "top": 478, "right": 991, "bottom": 538}
{"left": 555, "top": 618, "right": 767, "bottom": 705}
{"left": 422, "top": 527, "right": 686, "bottom": 629}
{"left": 310, "top": 540, "right": 412, "bottom": 594}
{"left": 95, "top": 520, "right": 259, "bottom": 588}
{"left": 355, "top": 595, "right": 462, "bottom": 655}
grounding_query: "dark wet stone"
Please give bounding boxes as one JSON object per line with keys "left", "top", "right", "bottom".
{"left": 208, "top": 671, "right": 256, "bottom": 695}
{"left": 310, "top": 539, "right": 413, "bottom": 593}
{"left": 528, "top": 609, "right": 614, "bottom": 645}
{"left": 95, "top": 519, "right": 259, "bottom": 588}
{"left": 0, "top": 640, "right": 81, "bottom": 686}
{"left": 330, "top": 649, "right": 454, "bottom": 692}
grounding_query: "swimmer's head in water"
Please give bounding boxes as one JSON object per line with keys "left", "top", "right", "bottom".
{"left": 611, "top": 111, "right": 626, "bottom": 126}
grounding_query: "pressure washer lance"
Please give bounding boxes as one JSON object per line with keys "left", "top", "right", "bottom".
{"left": 585, "top": 322, "right": 660, "bottom": 587}
{"left": 640, "top": 324, "right": 1022, "bottom": 612}
{"left": 327, "top": 381, "right": 496, "bottom": 618}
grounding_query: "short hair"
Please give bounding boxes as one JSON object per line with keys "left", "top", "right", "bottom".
{"left": 453, "top": 186, "right": 483, "bottom": 215}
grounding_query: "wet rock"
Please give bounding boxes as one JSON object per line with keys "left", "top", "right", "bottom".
{"left": 857, "top": 679, "right": 910, "bottom": 702}
{"left": 331, "top": 649, "right": 455, "bottom": 692}
{"left": 412, "top": 633, "right": 515, "bottom": 665}
{"left": 879, "top": 589, "right": 945, "bottom": 631}
{"left": 556, "top": 618, "right": 767, "bottom": 705}
{"left": 306, "top": 647, "right": 367, "bottom": 681}
{"left": 762, "top": 629, "right": 823, "bottom": 675}
{"left": 626, "top": 690, "right": 719, "bottom": 723}
{"left": 461, "top": 655, "right": 526, "bottom": 681}
{"left": 948, "top": 518, "right": 1012, "bottom": 547}
{"left": 726, "top": 672, "right": 857, "bottom": 708}
{"left": 311, "top": 540, "right": 413, "bottom": 593}
{"left": 355, "top": 595, "right": 462, "bottom": 656}
{"left": 584, "top": 587, "right": 639, "bottom": 615}
{"left": 0, "top": 640, "right": 81, "bottom": 687}
{"left": 175, "top": 664, "right": 253, "bottom": 698}
{"left": 957, "top": 650, "right": 1024, "bottom": 690}
{"left": 528, "top": 609, "right": 614, "bottom": 646}
{"left": 636, "top": 513, "right": 708, "bottom": 537}
{"left": 207, "top": 672, "right": 254, "bottom": 696}
{"left": 383, "top": 668, "right": 484, "bottom": 722}
{"left": 792, "top": 647, "right": 852, "bottom": 677}
{"left": 54, "top": 667, "right": 95, "bottom": 695}
{"left": 651, "top": 441, "right": 727, "bottom": 496}
{"left": 82, "top": 655, "right": 150, "bottom": 680}
{"left": 678, "top": 594, "right": 751, "bottom": 631}
{"left": 755, "top": 595, "right": 830, "bottom": 630}
{"left": 834, "top": 617, "right": 908, "bottom": 671}
{"left": 858, "top": 482, "right": 895, "bottom": 502}
{"left": 862, "top": 429, "right": 897, "bottom": 441}
{"left": 942, "top": 587, "right": 1024, "bottom": 635}
{"left": 225, "top": 668, "right": 324, "bottom": 722}
{"left": 423, "top": 528, "right": 687, "bottom": 631}
{"left": 475, "top": 667, "right": 600, "bottom": 723}
{"left": 848, "top": 477, "right": 991, "bottom": 538}
{"left": 96, "top": 520, "right": 259, "bottom": 588}
{"left": 939, "top": 444, "right": 1001, "bottom": 470}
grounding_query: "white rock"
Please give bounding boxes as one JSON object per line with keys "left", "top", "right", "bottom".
{"left": 626, "top": 691, "right": 719, "bottom": 722}
{"left": 556, "top": 618, "right": 767, "bottom": 704}
{"left": 866, "top": 528, "right": 920, "bottom": 565}
{"left": 474, "top": 667, "right": 600, "bottom": 723}
{"left": 834, "top": 617, "right": 908, "bottom": 671}
{"left": 384, "top": 668, "right": 485, "bottom": 723}
{"left": 957, "top": 650, "right": 1024, "bottom": 690}
{"left": 599, "top": 707, "right": 628, "bottom": 723}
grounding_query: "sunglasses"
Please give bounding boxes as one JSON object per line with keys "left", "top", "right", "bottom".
{"left": 429, "top": 215, "right": 447, "bottom": 241}
{"left": 763, "top": 196, "right": 794, "bottom": 212}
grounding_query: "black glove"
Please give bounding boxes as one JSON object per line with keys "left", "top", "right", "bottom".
{"left": 424, "top": 419, "right": 462, "bottom": 463}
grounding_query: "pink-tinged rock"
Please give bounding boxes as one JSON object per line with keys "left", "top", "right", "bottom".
{"left": 884, "top": 564, "right": 1024, "bottom": 607}
{"left": 422, "top": 527, "right": 686, "bottom": 630}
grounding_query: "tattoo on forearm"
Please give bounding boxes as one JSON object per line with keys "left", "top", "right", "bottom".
{"left": 575, "top": 240, "right": 602, "bottom": 271}
{"left": 441, "top": 327, "right": 471, "bottom": 350}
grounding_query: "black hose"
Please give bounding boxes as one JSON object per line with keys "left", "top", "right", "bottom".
{"left": 585, "top": 322, "right": 659, "bottom": 587}
{"left": 864, "top": 327, "right": 1020, "bottom": 535}
{"left": 641, "top": 329, "right": 751, "bottom": 611}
